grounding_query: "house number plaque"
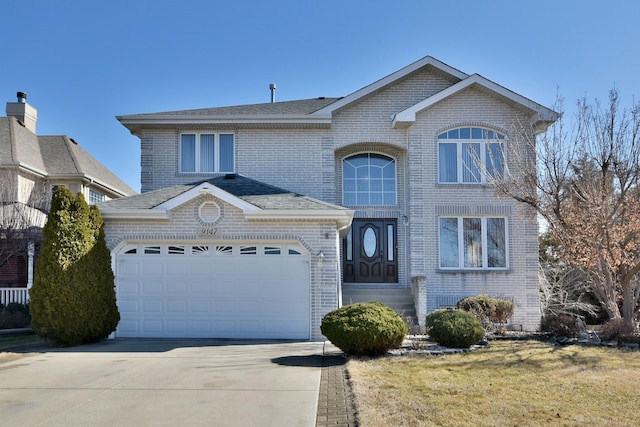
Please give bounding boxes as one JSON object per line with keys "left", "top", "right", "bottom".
{"left": 199, "top": 227, "right": 220, "bottom": 237}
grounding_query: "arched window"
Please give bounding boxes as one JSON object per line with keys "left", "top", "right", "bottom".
{"left": 438, "top": 127, "right": 505, "bottom": 183}
{"left": 343, "top": 153, "right": 396, "bottom": 206}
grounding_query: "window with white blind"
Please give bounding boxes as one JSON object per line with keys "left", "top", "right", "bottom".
{"left": 180, "top": 132, "right": 234, "bottom": 173}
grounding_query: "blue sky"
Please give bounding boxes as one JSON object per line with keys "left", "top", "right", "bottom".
{"left": 1, "top": 1, "right": 638, "bottom": 192}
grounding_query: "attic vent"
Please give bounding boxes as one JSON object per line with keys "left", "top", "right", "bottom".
{"left": 198, "top": 201, "right": 221, "bottom": 224}
{"left": 223, "top": 173, "right": 236, "bottom": 180}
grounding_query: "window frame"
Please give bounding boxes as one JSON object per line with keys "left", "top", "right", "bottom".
{"left": 88, "top": 189, "right": 104, "bottom": 205}
{"left": 179, "top": 132, "right": 235, "bottom": 174}
{"left": 342, "top": 152, "right": 397, "bottom": 206}
{"left": 438, "top": 216, "right": 508, "bottom": 270}
{"left": 437, "top": 127, "right": 505, "bottom": 184}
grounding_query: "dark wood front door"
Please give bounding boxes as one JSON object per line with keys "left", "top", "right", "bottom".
{"left": 343, "top": 219, "right": 398, "bottom": 283}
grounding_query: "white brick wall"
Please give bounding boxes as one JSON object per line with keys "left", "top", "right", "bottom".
{"left": 130, "top": 67, "right": 542, "bottom": 331}
{"left": 104, "top": 195, "right": 340, "bottom": 340}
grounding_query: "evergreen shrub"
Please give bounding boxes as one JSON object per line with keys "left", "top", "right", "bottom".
{"left": 425, "top": 309, "right": 484, "bottom": 348}
{"left": 30, "top": 187, "right": 119, "bottom": 346}
{"left": 320, "top": 301, "right": 408, "bottom": 356}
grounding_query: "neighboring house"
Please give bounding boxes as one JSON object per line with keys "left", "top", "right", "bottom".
{"left": 0, "top": 92, "right": 136, "bottom": 304}
{"left": 102, "top": 56, "right": 557, "bottom": 340}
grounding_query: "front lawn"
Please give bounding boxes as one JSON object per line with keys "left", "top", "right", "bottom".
{"left": 0, "top": 333, "right": 45, "bottom": 352}
{"left": 348, "top": 340, "right": 640, "bottom": 426}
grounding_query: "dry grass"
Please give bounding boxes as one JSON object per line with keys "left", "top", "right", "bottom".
{"left": 349, "top": 340, "right": 640, "bottom": 426}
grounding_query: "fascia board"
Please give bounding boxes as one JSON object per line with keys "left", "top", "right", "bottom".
{"left": 12, "top": 162, "right": 48, "bottom": 178}
{"left": 312, "top": 56, "right": 469, "bottom": 116}
{"left": 392, "top": 74, "right": 559, "bottom": 128}
{"left": 117, "top": 115, "right": 331, "bottom": 126}
{"left": 155, "top": 183, "right": 262, "bottom": 212}
{"left": 244, "top": 209, "right": 354, "bottom": 228}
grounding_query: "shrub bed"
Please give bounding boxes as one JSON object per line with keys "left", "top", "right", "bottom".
{"left": 0, "top": 303, "right": 31, "bottom": 329}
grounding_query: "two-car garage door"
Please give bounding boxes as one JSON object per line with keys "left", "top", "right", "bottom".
{"left": 115, "top": 243, "right": 310, "bottom": 339}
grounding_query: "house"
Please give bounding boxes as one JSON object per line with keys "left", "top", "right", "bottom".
{"left": 0, "top": 92, "right": 136, "bottom": 304}
{"left": 101, "top": 56, "right": 557, "bottom": 340}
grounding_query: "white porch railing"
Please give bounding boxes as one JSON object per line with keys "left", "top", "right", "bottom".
{"left": 0, "top": 288, "right": 29, "bottom": 306}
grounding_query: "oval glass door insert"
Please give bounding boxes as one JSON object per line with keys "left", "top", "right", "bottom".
{"left": 363, "top": 227, "right": 377, "bottom": 257}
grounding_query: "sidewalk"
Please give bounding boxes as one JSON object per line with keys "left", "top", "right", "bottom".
{"left": 316, "top": 342, "right": 358, "bottom": 427}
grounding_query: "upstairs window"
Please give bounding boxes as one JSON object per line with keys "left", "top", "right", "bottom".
{"left": 180, "top": 133, "right": 234, "bottom": 173}
{"left": 438, "top": 127, "right": 505, "bottom": 184}
{"left": 343, "top": 153, "right": 396, "bottom": 206}
{"left": 89, "top": 189, "right": 104, "bottom": 204}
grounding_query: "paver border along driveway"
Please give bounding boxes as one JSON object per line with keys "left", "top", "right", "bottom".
{"left": 0, "top": 339, "right": 324, "bottom": 426}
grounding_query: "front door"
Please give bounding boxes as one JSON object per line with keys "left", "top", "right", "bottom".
{"left": 343, "top": 219, "right": 398, "bottom": 283}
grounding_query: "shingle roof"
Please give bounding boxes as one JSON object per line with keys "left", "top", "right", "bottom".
{"left": 0, "top": 116, "right": 136, "bottom": 196}
{"left": 99, "top": 174, "right": 348, "bottom": 212}
{"left": 118, "top": 98, "right": 340, "bottom": 119}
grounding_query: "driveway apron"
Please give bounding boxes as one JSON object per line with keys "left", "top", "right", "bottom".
{"left": 0, "top": 339, "right": 324, "bottom": 426}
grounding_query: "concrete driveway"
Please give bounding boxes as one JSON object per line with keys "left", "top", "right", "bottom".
{"left": 0, "top": 339, "right": 325, "bottom": 426}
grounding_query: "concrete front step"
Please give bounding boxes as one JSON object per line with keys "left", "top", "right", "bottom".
{"left": 342, "top": 285, "right": 417, "bottom": 323}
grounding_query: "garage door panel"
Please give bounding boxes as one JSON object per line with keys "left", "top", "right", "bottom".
{"left": 142, "top": 300, "right": 163, "bottom": 313}
{"left": 191, "top": 301, "right": 211, "bottom": 313}
{"left": 167, "top": 300, "right": 187, "bottom": 313}
{"left": 142, "top": 281, "right": 163, "bottom": 294}
{"left": 118, "top": 300, "right": 140, "bottom": 314}
{"left": 141, "top": 261, "right": 164, "bottom": 276}
{"left": 118, "top": 280, "right": 140, "bottom": 295}
{"left": 166, "top": 263, "right": 187, "bottom": 277}
{"left": 213, "top": 282, "right": 236, "bottom": 297}
{"left": 118, "top": 259, "right": 140, "bottom": 276}
{"left": 167, "top": 282, "right": 187, "bottom": 295}
{"left": 167, "top": 321, "right": 188, "bottom": 334}
{"left": 142, "top": 320, "right": 164, "bottom": 334}
{"left": 116, "top": 243, "right": 310, "bottom": 339}
{"left": 190, "top": 282, "right": 211, "bottom": 295}
{"left": 190, "top": 263, "right": 212, "bottom": 277}
{"left": 191, "top": 321, "right": 212, "bottom": 334}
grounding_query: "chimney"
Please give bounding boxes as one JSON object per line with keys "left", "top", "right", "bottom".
{"left": 269, "top": 83, "right": 276, "bottom": 103}
{"left": 6, "top": 91, "right": 38, "bottom": 133}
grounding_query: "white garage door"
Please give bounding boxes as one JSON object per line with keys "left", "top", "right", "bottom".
{"left": 115, "top": 243, "right": 310, "bottom": 339}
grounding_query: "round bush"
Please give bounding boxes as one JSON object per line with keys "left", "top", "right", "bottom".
{"left": 457, "top": 296, "right": 515, "bottom": 324}
{"left": 425, "top": 309, "right": 485, "bottom": 348}
{"left": 320, "top": 302, "right": 408, "bottom": 356}
{"left": 540, "top": 314, "right": 580, "bottom": 338}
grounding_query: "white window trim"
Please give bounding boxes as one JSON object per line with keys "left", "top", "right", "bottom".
{"left": 437, "top": 128, "right": 506, "bottom": 184}
{"left": 89, "top": 189, "right": 104, "bottom": 205}
{"left": 179, "top": 132, "right": 235, "bottom": 174}
{"left": 438, "top": 216, "right": 509, "bottom": 270}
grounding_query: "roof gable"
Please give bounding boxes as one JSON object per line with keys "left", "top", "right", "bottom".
{"left": 100, "top": 174, "right": 353, "bottom": 227}
{"left": 391, "top": 74, "right": 559, "bottom": 132}
{"left": 311, "top": 56, "right": 468, "bottom": 116}
{"left": 0, "top": 116, "right": 136, "bottom": 196}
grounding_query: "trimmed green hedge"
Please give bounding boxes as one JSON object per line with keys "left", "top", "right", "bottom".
{"left": 321, "top": 301, "right": 408, "bottom": 356}
{"left": 426, "top": 309, "right": 484, "bottom": 348}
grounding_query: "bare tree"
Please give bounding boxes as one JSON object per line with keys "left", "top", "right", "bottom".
{"left": 494, "top": 89, "right": 640, "bottom": 326}
{"left": 0, "top": 171, "right": 50, "bottom": 286}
